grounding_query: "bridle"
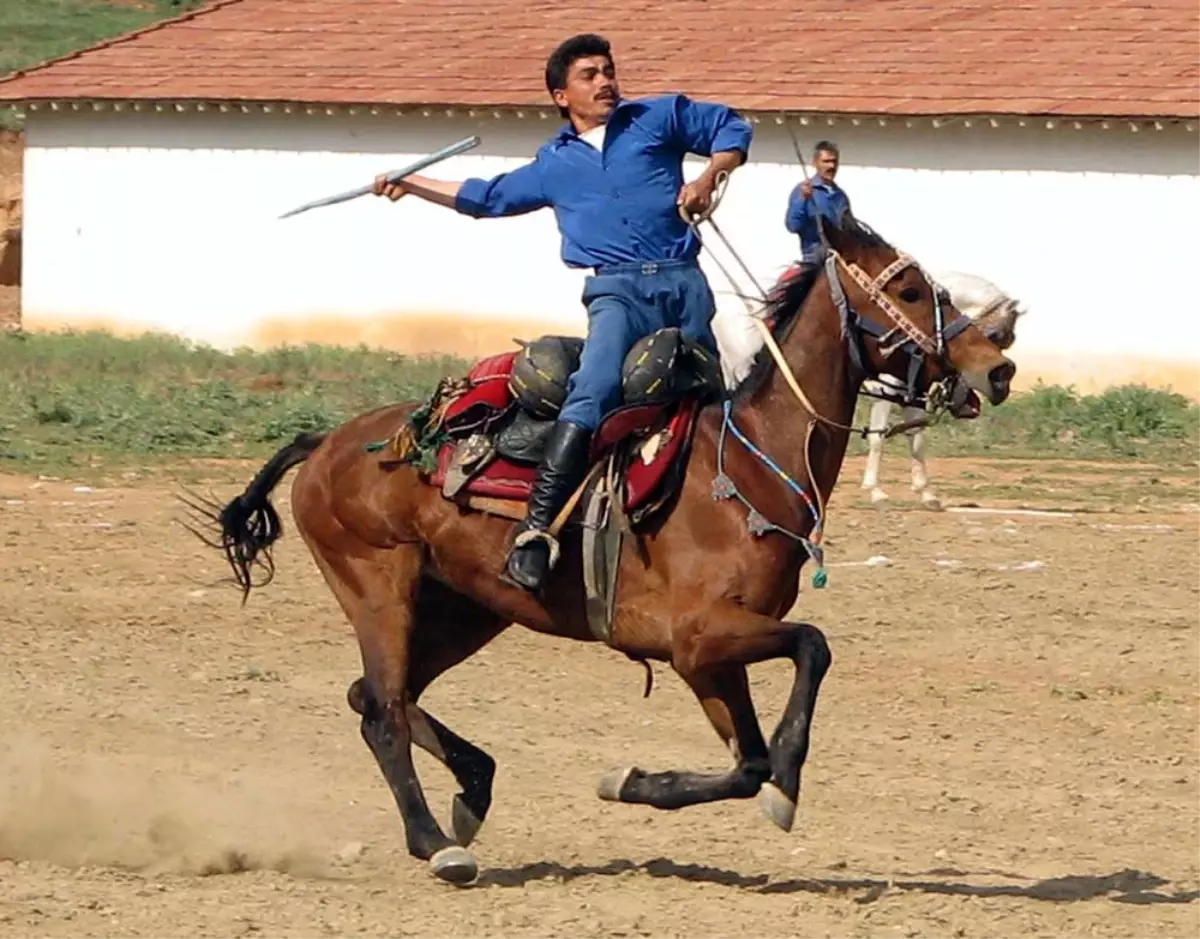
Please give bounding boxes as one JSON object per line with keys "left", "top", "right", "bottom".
{"left": 823, "top": 247, "right": 975, "bottom": 418}
{"left": 679, "top": 178, "right": 979, "bottom": 586}
{"left": 679, "top": 173, "right": 974, "bottom": 435}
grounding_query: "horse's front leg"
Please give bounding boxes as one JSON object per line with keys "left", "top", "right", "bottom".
{"left": 760, "top": 621, "right": 832, "bottom": 831}
{"left": 597, "top": 663, "right": 772, "bottom": 809}
{"left": 861, "top": 398, "right": 893, "bottom": 504}
{"left": 597, "top": 604, "right": 830, "bottom": 820}
{"left": 904, "top": 405, "right": 943, "bottom": 510}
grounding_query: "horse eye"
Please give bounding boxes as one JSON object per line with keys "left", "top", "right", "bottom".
{"left": 899, "top": 287, "right": 921, "bottom": 303}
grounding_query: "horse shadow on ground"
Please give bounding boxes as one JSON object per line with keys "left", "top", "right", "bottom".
{"left": 476, "top": 857, "right": 1199, "bottom": 905}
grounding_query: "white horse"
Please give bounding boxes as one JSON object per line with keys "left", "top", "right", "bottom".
{"left": 859, "top": 271, "right": 1025, "bottom": 509}
{"left": 711, "top": 268, "right": 1026, "bottom": 510}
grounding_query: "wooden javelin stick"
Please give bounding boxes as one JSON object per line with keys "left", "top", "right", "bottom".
{"left": 277, "top": 135, "right": 482, "bottom": 219}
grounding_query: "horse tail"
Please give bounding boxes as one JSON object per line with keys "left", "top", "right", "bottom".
{"left": 182, "top": 431, "right": 325, "bottom": 603}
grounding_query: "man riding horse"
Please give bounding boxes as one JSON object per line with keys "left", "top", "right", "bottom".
{"left": 198, "top": 79, "right": 1017, "bottom": 884}
{"left": 372, "top": 33, "right": 753, "bottom": 594}
{"left": 785, "top": 139, "right": 851, "bottom": 273}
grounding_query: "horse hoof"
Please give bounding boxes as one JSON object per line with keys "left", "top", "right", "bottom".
{"left": 920, "top": 493, "right": 943, "bottom": 511}
{"left": 869, "top": 488, "right": 889, "bottom": 505}
{"left": 451, "top": 794, "right": 483, "bottom": 847}
{"left": 597, "top": 766, "right": 634, "bottom": 802}
{"left": 346, "top": 678, "right": 367, "bottom": 715}
{"left": 430, "top": 845, "right": 478, "bottom": 886}
{"left": 758, "top": 782, "right": 797, "bottom": 833}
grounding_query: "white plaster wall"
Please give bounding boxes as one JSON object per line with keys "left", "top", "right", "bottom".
{"left": 20, "top": 109, "right": 1200, "bottom": 394}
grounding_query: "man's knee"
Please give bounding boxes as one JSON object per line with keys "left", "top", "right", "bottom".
{"left": 559, "top": 371, "right": 621, "bottom": 429}
{"left": 680, "top": 308, "right": 718, "bottom": 356}
{"left": 683, "top": 322, "right": 719, "bottom": 356}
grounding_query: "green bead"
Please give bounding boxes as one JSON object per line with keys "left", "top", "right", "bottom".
{"left": 812, "top": 568, "right": 828, "bottom": 589}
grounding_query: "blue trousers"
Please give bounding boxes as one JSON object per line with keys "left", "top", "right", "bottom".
{"left": 558, "top": 259, "right": 718, "bottom": 431}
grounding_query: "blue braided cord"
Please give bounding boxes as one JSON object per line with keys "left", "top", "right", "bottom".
{"left": 722, "top": 400, "right": 820, "bottom": 526}
{"left": 713, "top": 400, "right": 825, "bottom": 568}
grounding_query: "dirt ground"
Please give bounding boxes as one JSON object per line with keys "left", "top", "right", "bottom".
{"left": 0, "top": 452, "right": 1195, "bottom": 938}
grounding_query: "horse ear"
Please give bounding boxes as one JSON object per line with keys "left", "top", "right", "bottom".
{"left": 817, "top": 207, "right": 855, "bottom": 259}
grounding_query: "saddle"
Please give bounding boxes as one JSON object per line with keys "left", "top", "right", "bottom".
{"left": 372, "top": 327, "right": 724, "bottom": 642}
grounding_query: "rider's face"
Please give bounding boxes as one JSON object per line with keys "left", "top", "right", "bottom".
{"left": 813, "top": 149, "right": 839, "bottom": 182}
{"left": 553, "top": 55, "right": 620, "bottom": 130}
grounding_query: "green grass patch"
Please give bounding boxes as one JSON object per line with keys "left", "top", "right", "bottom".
{"left": 0, "top": 329, "right": 1196, "bottom": 476}
{"left": 0, "top": 330, "right": 467, "bottom": 473}
{"left": 1, "top": 0, "right": 205, "bottom": 129}
{"left": 848, "top": 381, "right": 1199, "bottom": 466}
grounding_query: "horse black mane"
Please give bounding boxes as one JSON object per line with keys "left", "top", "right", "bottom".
{"left": 732, "top": 213, "right": 896, "bottom": 401}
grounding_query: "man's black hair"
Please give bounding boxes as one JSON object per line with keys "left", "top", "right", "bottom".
{"left": 813, "top": 139, "right": 839, "bottom": 157}
{"left": 545, "top": 33, "right": 614, "bottom": 117}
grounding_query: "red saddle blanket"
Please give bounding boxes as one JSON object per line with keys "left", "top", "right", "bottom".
{"left": 436, "top": 350, "right": 519, "bottom": 433}
{"left": 424, "top": 345, "right": 703, "bottom": 513}
{"left": 430, "top": 398, "right": 702, "bottom": 511}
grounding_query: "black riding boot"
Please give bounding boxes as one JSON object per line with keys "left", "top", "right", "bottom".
{"left": 503, "top": 420, "right": 592, "bottom": 593}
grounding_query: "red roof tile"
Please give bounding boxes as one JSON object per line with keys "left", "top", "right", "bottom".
{"left": 0, "top": 0, "right": 1196, "bottom": 119}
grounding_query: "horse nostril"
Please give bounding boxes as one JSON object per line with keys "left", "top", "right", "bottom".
{"left": 989, "top": 361, "right": 1016, "bottom": 387}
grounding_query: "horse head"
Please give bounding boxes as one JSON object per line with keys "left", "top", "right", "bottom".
{"left": 933, "top": 271, "right": 1026, "bottom": 353}
{"left": 815, "top": 212, "right": 1017, "bottom": 413}
{"left": 972, "top": 298, "right": 1024, "bottom": 352}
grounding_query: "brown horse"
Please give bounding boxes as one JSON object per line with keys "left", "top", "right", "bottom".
{"left": 191, "top": 212, "right": 1016, "bottom": 885}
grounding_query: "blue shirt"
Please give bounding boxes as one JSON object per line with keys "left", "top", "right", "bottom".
{"left": 454, "top": 94, "right": 753, "bottom": 269}
{"left": 785, "top": 177, "right": 851, "bottom": 262}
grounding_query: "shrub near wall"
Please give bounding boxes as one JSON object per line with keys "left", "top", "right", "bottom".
{"left": 0, "top": 331, "right": 466, "bottom": 466}
{"left": 855, "top": 382, "right": 1199, "bottom": 462}
{"left": 0, "top": 331, "right": 1196, "bottom": 470}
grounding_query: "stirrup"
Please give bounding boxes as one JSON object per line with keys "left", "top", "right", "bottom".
{"left": 511, "top": 528, "right": 561, "bottom": 571}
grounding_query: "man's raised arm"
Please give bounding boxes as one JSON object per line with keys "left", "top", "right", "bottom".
{"left": 374, "top": 159, "right": 550, "bottom": 218}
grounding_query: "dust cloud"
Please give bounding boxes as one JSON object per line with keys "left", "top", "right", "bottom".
{"left": 0, "top": 736, "right": 331, "bottom": 878}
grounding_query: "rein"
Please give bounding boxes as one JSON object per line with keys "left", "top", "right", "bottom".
{"left": 679, "top": 175, "right": 968, "bottom": 435}
{"left": 678, "top": 177, "right": 874, "bottom": 434}
{"left": 678, "top": 174, "right": 973, "bottom": 587}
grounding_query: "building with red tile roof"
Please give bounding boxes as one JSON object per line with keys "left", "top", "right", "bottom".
{"left": 0, "top": 0, "right": 1196, "bottom": 119}
{"left": 2, "top": 0, "right": 1197, "bottom": 397}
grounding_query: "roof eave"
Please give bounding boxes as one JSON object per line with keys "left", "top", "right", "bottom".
{"left": 6, "top": 97, "right": 1198, "bottom": 128}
